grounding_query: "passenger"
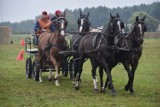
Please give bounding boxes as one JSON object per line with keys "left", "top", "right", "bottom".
{"left": 47, "top": 10, "right": 63, "bottom": 33}
{"left": 51, "top": 10, "right": 62, "bottom": 21}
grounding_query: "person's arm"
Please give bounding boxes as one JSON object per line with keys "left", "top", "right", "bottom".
{"left": 34, "top": 21, "right": 40, "bottom": 32}
{"left": 50, "top": 23, "right": 56, "bottom": 32}
{"left": 34, "top": 21, "right": 42, "bottom": 36}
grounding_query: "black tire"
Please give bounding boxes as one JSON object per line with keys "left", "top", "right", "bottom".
{"left": 32, "top": 60, "right": 39, "bottom": 81}
{"left": 26, "top": 58, "right": 32, "bottom": 78}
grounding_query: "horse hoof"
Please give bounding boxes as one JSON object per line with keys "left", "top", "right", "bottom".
{"left": 55, "top": 84, "right": 59, "bottom": 86}
{"left": 39, "top": 80, "right": 43, "bottom": 83}
{"left": 72, "top": 81, "right": 75, "bottom": 85}
{"left": 55, "top": 83, "right": 60, "bottom": 86}
{"left": 130, "top": 90, "right": 135, "bottom": 94}
{"left": 94, "top": 89, "right": 99, "bottom": 93}
{"left": 125, "top": 85, "right": 130, "bottom": 91}
{"left": 48, "top": 78, "right": 52, "bottom": 82}
{"left": 111, "top": 90, "right": 117, "bottom": 96}
{"left": 55, "top": 80, "right": 59, "bottom": 86}
{"left": 100, "top": 90, "right": 105, "bottom": 93}
{"left": 100, "top": 87, "right": 105, "bottom": 93}
{"left": 108, "top": 84, "right": 112, "bottom": 90}
{"left": 75, "top": 86, "right": 79, "bottom": 90}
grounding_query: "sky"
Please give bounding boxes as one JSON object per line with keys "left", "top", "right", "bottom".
{"left": 0, "top": 0, "right": 159, "bottom": 22}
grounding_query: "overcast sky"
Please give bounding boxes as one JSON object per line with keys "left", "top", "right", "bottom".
{"left": 0, "top": 0, "right": 159, "bottom": 22}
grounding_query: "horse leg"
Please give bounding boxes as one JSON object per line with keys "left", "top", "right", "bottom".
{"left": 103, "top": 67, "right": 112, "bottom": 91}
{"left": 101, "top": 58, "right": 116, "bottom": 95}
{"left": 122, "top": 62, "right": 133, "bottom": 91}
{"left": 106, "top": 67, "right": 113, "bottom": 90}
{"left": 39, "top": 69, "right": 43, "bottom": 83}
{"left": 99, "top": 66, "right": 104, "bottom": 92}
{"left": 71, "top": 55, "right": 79, "bottom": 84}
{"left": 50, "top": 56, "right": 59, "bottom": 86}
{"left": 54, "top": 65, "right": 59, "bottom": 86}
{"left": 37, "top": 48, "right": 43, "bottom": 83}
{"left": 130, "top": 62, "right": 138, "bottom": 93}
{"left": 90, "top": 59, "right": 99, "bottom": 92}
{"left": 48, "top": 66, "right": 52, "bottom": 82}
{"left": 75, "top": 56, "right": 84, "bottom": 90}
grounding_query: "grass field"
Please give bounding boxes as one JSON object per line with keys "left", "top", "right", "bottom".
{"left": 0, "top": 34, "right": 160, "bottom": 107}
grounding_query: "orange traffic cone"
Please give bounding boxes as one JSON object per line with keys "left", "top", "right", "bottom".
{"left": 16, "top": 49, "right": 24, "bottom": 61}
{"left": 20, "top": 39, "right": 25, "bottom": 46}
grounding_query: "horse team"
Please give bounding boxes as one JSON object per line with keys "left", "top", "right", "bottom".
{"left": 36, "top": 11, "right": 147, "bottom": 95}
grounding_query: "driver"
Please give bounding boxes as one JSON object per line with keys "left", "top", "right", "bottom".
{"left": 34, "top": 11, "right": 55, "bottom": 36}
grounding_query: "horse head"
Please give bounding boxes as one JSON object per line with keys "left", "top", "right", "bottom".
{"left": 55, "top": 11, "right": 68, "bottom": 36}
{"left": 133, "top": 15, "right": 147, "bottom": 46}
{"left": 104, "top": 13, "right": 125, "bottom": 45}
{"left": 77, "top": 11, "right": 91, "bottom": 33}
{"left": 108, "top": 13, "right": 125, "bottom": 36}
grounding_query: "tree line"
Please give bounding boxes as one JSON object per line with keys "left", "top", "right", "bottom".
{"left": 0, "top": 2, "right": 159, "bottom": 34}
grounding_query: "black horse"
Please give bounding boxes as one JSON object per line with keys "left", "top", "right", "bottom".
{"left": 73, "top": 13, "right": 124, "bottom": 95}
{"left": 104, "top": 15, "right": 147, "bottom": 94}
{"left": 70, "top": 11, "right": 91, "bottom": 81}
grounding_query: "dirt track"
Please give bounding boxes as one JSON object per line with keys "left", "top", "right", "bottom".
{"left": 144, "top": 32, "right": 160, "bottom": 38}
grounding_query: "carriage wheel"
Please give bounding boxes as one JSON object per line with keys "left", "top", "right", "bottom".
{"left": 32, "top": 60, "right": 39, "bottom": 81}
{"left": 26, "top": 58, "right": 32, "bottom": 78}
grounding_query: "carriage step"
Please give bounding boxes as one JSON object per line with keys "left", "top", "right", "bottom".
{"left": 26, "top": 49, "right": 38, "bottom": 54}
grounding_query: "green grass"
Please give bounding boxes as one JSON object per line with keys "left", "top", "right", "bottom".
{"left": 0, "top": 35, "right": 160, "bottom": 107}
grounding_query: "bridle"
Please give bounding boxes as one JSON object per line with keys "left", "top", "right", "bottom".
{"left": 78, "top": 16, "right": 90, "bottom": 33}
{"left": 120, "top": 21, "right": 146, "bottom": 49}
{"left": 134, "top": 21, "right": 145, "bottom": 35}
{"left": 56, "top": 17, "right": 67, "bottom": 36}
{"left": 109, "top": 17, "right": 124, "bottom": 37}
{"left": 133, "top": 21, "right": 146, "bottom": 44}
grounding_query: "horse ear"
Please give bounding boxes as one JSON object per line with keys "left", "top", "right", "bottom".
{"left": 142, "top": 15, "right": 146, "bottom": 21}
{"left": 116, "top": 13, "right": 120, "bottom": 18}
{"left": 63, "top": 11, "right": 66, "bottom": 16}
{"left": 80, "top": 11, "right": 82, "bottom": 17}
{"left": 110, "top": 13, "right": 113, "bottom": 19}
{"left": 144, "top": 25, "right": 147, "bottom": 32}
{"left": 77, "top": 18, "right": 80, "bottom": 25}
{"left": 136, "top": 16, "right": 139, "bottom": 22}
{"left": 87, "top": 12, "right": 89, "bottom": 17}
{"left": 121, "top": 21, "right": 125, "bottom": 29}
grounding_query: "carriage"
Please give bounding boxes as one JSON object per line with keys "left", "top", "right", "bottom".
{"left": 25, "top": 35, "right": 75, "bottom": 81}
